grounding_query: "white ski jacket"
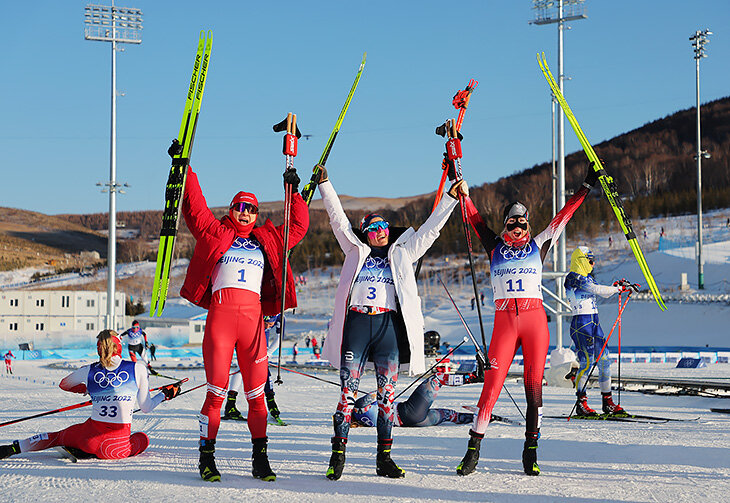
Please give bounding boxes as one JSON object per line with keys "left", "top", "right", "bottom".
{"left": 319, "top": 180, "right": 458, "bottom": 375}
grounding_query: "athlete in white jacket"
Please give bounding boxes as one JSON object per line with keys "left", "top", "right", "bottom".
{"left": 315, "top": 165, "right": 467, "bottom": 481}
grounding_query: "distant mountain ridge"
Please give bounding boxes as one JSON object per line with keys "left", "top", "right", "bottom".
{"left": 3, "top": 96, "right": 728, "bottom": 272}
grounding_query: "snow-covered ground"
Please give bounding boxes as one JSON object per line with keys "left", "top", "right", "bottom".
{"left": 1, "top": 360, "right": 729, "bottom": 502}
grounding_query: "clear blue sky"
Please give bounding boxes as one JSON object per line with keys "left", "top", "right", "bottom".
{"left": 2, "top": 1, "right": 729, "bottom": 214}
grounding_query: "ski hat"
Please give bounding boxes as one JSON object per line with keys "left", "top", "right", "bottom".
{"left": 570, "top": 246, "right": 595, "bottom": 276}
{"left": 230, "top": 191, "right": 259, "bottom": 209}
{"left": 360, "top": 213, "right": 386, "bottom": 233}
{"left": 228, "top": 191, "right": 259, "bottom": 237}
{"left": 132, "top": 320, "right": 140, "bottom": 328}
{"left": 503, "top": 202, "right": 529, "bottom": 224}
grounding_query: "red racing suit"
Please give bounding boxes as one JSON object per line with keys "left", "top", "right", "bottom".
{"left": 464, "top": 185, "right": 589, "bottom": 438}
{"left": 181, "top": 167, "right": 309, "bottom": 442}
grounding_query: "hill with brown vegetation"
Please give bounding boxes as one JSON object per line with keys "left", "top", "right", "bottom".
{"left": 5, "top": 96, "right": 729, "bottom": 275}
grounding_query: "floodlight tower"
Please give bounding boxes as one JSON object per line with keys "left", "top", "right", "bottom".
{"left": 84, "top": 2, "right": 142, "bottom": 330}
{"left": 690, "top": 29, "right": 711, "bottom": 290}
{"left": 530, "top": 0, "right": 586, "bottom": 348}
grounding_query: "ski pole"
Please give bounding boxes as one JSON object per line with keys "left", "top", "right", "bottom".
{"left": 0, "top": 379, "right": 189, "bottom": 428}
{"left": 567, "top": 291, "right": 633, "bottom": 420}
{"left": 437, "top": 274, "right": 488, "bottom": 369}
{"left": 393, "top": 337, "right": 467, "bottom": 401}
{"left": 437, "top": 274, "right": 526, "bottom": 421}
{"left": 618, "top": 292, "right": 623, "bottom": 406}
{"left": 267, "top": 362, "right": 372, "bottom": 394}
{"left": 441, "top": 118, "right": 488, "bottom": 361}
{"left": 272, "top": 112, "right": 302, "bottom": 385}
{"left": 415, "top": 78, "right": 477, "bottom": 279}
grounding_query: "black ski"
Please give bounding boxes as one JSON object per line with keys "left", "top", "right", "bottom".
{"left": 711, "top": 408, "right": 730, "bottom": 414}
{"left": 545, "top": 414, "right": 668, "bottom": 424}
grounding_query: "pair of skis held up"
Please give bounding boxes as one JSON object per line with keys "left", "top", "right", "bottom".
{"left": 148, "top": 33, "right": 366, "bottom": 381}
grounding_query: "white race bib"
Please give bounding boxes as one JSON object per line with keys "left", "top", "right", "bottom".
{"left": 349, "top": 255, "right": 397, "bottom": 310}
{"left": 211, "top": 237, "right": 265, "bottom": 295}
{"left": 490, "top": 240, "right": 544, "bottom": 301}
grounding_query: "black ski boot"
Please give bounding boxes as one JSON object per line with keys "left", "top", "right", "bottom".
{"left": 522, "top": 435, "right": 540, "bottom": 476}
{"left": 198, "top": 439, "right": 221, "bottom": 482}
{"left": 325, "top": 437, "right": 347, "bottom": 480}
{"left": 0, "top": 441, "right": 20, "bottom": 460}
{"left": 222, "top": 391, "right": 245, "bottom": 420}
{"left": 457, "top": 430, "right": 483, "bottom": 476}
{"left": 376, "top": 439, "right": 405, "bottom": 478}
{"left": 251, "top": 437, "right": 276, "bottom": 481}
{"left": 266, "top": 392, "right": 281, "bottom": 419}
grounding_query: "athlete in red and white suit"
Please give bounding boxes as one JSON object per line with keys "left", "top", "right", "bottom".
{"left": 180, "top": 166, "right": 308, "bottom": 481}
{"left": 0, "top": 331, "right": 177, "bottom": 461}
{"left": 456, "top": 168, "right": 598, "bottom": 476}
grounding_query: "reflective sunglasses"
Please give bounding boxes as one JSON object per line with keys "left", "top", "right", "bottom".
{"left": 230, "top": 202, "right": 259, "bottom": 214}
{"left": 365, "top": 220, "right": 389, "bottom": 233}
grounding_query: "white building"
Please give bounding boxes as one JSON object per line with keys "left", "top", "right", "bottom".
{"left": 0, "top": 290, "right": 126, "bottom": 350}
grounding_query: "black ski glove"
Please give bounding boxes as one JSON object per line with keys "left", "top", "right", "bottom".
{"left": 443, "top": 153, "right": 457, "bottom": 181}
{"left": 583, "top": 162, "right": 600, "bottom": 189}
{"left": 161, "top": 382, "right": 181, "bottom": 401}
{"left": 167, "top": 139, "right": 183, "bottom": 158}
{"left": 283, "top": 168, "right": 300, "bottom": 192}
{"left": 315, "top": 164, "right": 328, "bottom": 184}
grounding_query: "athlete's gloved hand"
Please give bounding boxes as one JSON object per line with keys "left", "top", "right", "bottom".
{"left": 283, "top": 168, "right": 300, "bottom": 193}
{"left": 167, "top": 139, "right": 183, "bottom": 158}
{"left": 443, "top": 153, "right": 457, "bottom": 181}
{"left": 161, "top": 382, "right": 181, "bottom": 401}
{"left": 315, "top": 164, "right": 328, "bottom": 184}
{"left": 448, "top": 179, "right": 469, "bottom": 199}
{"left": 583, "top": 162, "right": 600, "bottom": 189}
{"left": 145, "top": 341, "right": 149, "bottom": 349}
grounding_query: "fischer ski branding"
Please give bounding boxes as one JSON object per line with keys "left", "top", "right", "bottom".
{"left": 150, "top": 30, "right": 212, "bottom": 317}
{"left": 537, "top": 53, "right": 666, "bottom": 311}
{"left": 300, "top": 52, "right": 366, "bottom": 205}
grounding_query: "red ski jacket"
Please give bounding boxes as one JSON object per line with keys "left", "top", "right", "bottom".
{"left": 180, "top": 167, "right": 309, "bottom": 315}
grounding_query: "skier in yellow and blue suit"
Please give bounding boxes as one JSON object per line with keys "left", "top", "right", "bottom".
{"left": 564, "top": 246, "right": 627, "bottom": 416}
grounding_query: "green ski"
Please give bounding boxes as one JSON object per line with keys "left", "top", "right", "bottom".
{"left": 300, "top": 52, "right": 366, "bottom": 205}
{"left": 537, "top": 52, "right": 666, "bottom": 311}
{"left": 150, "top": 30, "right": 212, "bottom": 317}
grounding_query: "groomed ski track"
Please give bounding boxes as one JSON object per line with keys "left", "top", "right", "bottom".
{"left": 1, "top": 360, "right": 729, "bottom": 503}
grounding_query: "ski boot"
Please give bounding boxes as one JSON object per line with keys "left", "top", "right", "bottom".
{"left": 0, "top": 441, "right": 20, "bottom": 460}
{"left": 602, "top": 392, "right": 626, "bottom": 416}
{"left": 456, "top": 430, "right": 483, "bottom": 476}
{"left": 198, "top": 439, "right": 221, "bottom": 482}
{"left": 222, "top": 391, "right": 245, "bottom": 421}
{"left": 325, "top": 437, "right": 347, "bottom": 480}
{"left": 376, "top": 439, "right": 405, "bottom": 478}
{"left": 252, "top": 437, "right": 276, "bottom": 481}
{"left": 575, "top": 392, "right": 598, "bottom": 417}
{"left": 522, "top": 435, "right": 540, "bottom": 476}
{"left": 266, "top": 392, "right": 286, "bottom": 425}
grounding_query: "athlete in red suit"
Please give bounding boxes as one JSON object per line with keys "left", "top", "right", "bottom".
{"left": 0, "top": 330, "right": 179, "bottom": 461}
{"left": 455, "top": 168, "right": 598, "bottom": 477}
{"left": 180, "top": 166, "right": 308, "bottom": 482}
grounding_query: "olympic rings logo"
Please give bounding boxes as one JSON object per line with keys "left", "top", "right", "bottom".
{"left": 93, "top": 370, "right": 130, "bottom": 388}
{"left": 500, "top": 242, "right": 532, "bottom": 261}
{"left": 364, "top": 256, "right": 389, "bottom": 270}
{"left": 232, "top": 237, "right": 260, "bottom": 251}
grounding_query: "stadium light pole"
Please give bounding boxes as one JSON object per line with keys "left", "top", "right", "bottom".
{"left": 84, "top": 1, "right": 142, "bottom": 329}
{"left": 690, "top": 29, "right": 711, "bottom": 291}
{"left": 530, "top": 0, "right": 586, "bottom": 348}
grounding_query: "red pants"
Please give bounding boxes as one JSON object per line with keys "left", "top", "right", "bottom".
{"left": 22, "top": 418, "right": 148, "bottom": 459}
{"left": 200, "top": 289, "right": 268, "bottom": 441}
{"left": 474, "top": 307, "right": 549, "bottom": 435}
